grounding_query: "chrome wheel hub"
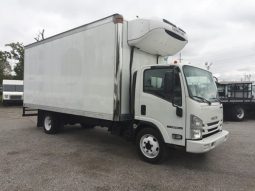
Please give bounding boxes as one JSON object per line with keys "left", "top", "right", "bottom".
{"left": 237, "top": 108, "right": 244, "bottom": 119}
{"left": 44, "top": 116, "right": 52, "bottom": 131}
{"left": 140, "top": 134, "right": 160, "bottom": 159}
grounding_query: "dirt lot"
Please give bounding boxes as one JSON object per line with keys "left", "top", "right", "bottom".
{"left": 0, "top": 106, "right": 255, "bottom": 191}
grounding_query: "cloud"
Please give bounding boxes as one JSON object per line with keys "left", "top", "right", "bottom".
{"left": 0, "top": 0, "right": 254, "bottom": 81}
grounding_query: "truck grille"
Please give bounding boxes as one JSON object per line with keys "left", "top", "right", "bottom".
{"left": 202, "top": 121, "right": 220, "bottom": 138}
{"left": 207, "top": 121, "right": 219, "bottom": 126}
{"left": 10, "top": 95, "right": 22, "bottom": 100}
{"left": 203, "top": 130, "right": 220, "bottom": 138}
{"left": 208, "top": 127, "right": 218, "bottom": 132}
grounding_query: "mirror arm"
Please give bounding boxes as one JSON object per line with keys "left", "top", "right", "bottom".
{"left": 171, "top": 67, "right": 183, "bottom": 117}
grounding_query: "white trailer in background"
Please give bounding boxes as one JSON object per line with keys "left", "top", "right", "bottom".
{"left": 23, "top": 14, "right": 228, "bottom": 163}
{"left": 2, "top": 80, "right": 23, "bottom": 105}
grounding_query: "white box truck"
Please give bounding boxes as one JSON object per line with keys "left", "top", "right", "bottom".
{"left": 23, "top": 14, "right": 229, "bottom": 163}
{"left": 2, "top": 80, "right": 23, "bottom": 105}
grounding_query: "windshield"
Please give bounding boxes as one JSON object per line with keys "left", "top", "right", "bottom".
{"left": 183, "top": 65, "right": 218, "bottom": 102}
{"left": 3, "top": 85, "right": 23, "bottom": 92}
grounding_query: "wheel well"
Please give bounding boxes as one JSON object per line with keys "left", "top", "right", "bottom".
{"left": 37, "top": 110, "right": 45, "bottom": 127}
{"left": 227, "top": 105, "right": 246, "bottom": 121}
{"left": 135, "top": 121, "right": 165, "bottom": 143}
{"left": 37, "top": 110, "right": 63, "bottom": 127}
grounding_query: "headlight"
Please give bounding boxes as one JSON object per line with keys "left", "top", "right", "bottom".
{"left": 190, "top": 115, "right": 203, "bottom": 139}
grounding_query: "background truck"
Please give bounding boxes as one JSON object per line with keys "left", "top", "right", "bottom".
{"left": 23, "top": 14, "right": 229, "bottom": 163}
{"left": 217, "top": 81, "right": 255, "bottom": 121}
{"left": 2, "top": 80, "right": 23, "bottom": 105}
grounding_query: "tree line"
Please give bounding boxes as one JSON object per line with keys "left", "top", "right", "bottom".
{"left": 0, "top": 42, "right": 24, "bottom": 84}
{"left": 0, "top": 30, "right": 45, "bottom": 85}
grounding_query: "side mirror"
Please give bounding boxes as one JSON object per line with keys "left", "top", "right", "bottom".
{"left": 176, "top": 107, "right": 183, "bottom": 117}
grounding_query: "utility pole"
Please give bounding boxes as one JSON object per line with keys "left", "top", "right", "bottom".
{"left": 179, "top": 52, "right": 183, "bottom": 63}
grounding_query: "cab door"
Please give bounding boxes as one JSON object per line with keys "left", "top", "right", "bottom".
{"left": 136, "top": 66, "right": 186, "bottom": 146}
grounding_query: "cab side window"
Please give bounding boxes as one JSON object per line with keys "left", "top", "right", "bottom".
{"left": 143, "top": 68, "right": 174, "bottom": 101}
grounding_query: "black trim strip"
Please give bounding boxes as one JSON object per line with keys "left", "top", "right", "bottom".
{"left": 207, "top": 121, "right": 219, "bottom": 126}
{"left": 178, "top": 27, "right": 186, "bottom": 34}
{"left": 208, "top": 127, "right": 218, "bottom": 132}
{"left": 163, "top": 19, "right": 176, "bottom": 27}
{"left": 165, "top": 30, "right": 186, "bottom": 41}
{"left": 131, "top": 71, "right": 137, "bottom": 117}
{"left": 150, "top": 65, "right": 175, "bottom": 69}
{"left": 167, "top": 125, "right": 183, "bottom": 130}
{"left": 129, "top": 47, "right": 135, "bottom": 115}
{"left": 203, "top": 130, "right": 220, "bottom": 138}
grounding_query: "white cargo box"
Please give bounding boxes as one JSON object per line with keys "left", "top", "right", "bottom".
{"left": 24, "top": 14, "right": 187, "bottom": 121}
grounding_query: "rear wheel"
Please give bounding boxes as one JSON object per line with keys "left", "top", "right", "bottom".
{"left": 232, "top": 106, "right": 245, "bottom": 121}
{"left": 43, "top": 113, "right": 60, "bottom": 134}
{"left": 136, "top": 128, "right": 167, "bottom": 164}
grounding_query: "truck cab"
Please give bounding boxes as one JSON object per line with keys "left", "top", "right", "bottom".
{"left": 134, "top": 63, "right": 229, "bottom": 162}
{"left": 2, "top": 80, "right": 24, "bottom": 105}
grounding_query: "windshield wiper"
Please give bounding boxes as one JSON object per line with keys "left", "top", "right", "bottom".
{"left": 211, "top": 97, "right": 221, "bottom": 103}
{"left": 192, "top": 96, "right": 211, "bottom": 105}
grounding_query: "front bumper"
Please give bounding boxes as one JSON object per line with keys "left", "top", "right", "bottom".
{"left": 2, "top": 99, "right": 23, "bottom": 105}
{"left": 186, "top": 130, "right": 229, "bottom": 153}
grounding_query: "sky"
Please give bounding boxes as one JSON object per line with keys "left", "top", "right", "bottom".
{"left": 1, "top": 0, "right": 255, "bottom": 81}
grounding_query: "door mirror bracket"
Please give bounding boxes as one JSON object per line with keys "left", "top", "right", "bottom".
{"left": 176, "top": 107, "right": 183, "bottom": 117}
{"left": 171, "top": 67, "right": 183, "bottom": 117}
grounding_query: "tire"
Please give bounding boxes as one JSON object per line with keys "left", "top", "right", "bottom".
{"left": 80, "top": 123, "right": 94, "bottom": 129}
{"left": 232, "top": 106, "right": 245, "bottom": 121}
{"left": 136, "top": 128, "right": 167, "bottom": 164}
{"left": 43, "top": 113, "right": 61, "bottom": 134}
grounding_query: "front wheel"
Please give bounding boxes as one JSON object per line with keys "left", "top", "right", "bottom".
{"left": 136, "top": 128, "right": 167, "bottom": 164}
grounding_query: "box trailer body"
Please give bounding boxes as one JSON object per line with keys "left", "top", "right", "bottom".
{"left": 24, "top": 14, "right": 228, "bottom": 163}
{"left": 2, "top": 80, "right": 23, "bottom": 105}
{"left": 217, "top": 81, "right": 255, "bottom": 121}
{"left": 24, "top": 15, "right": 187, "bottom": 121}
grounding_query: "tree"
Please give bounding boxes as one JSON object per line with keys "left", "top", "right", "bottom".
{"left": 0, "top": 51, "right": 12, "bottom": 84}
{"left": 34, "top": 29, "right": 45, "bottom": 42}
{"left": 5, "top": 42, "right": 24, "bottom": 80}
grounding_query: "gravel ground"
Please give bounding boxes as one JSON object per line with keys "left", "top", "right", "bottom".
{"left": 0, "top": 106, "right": 255, "bottom": 191}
